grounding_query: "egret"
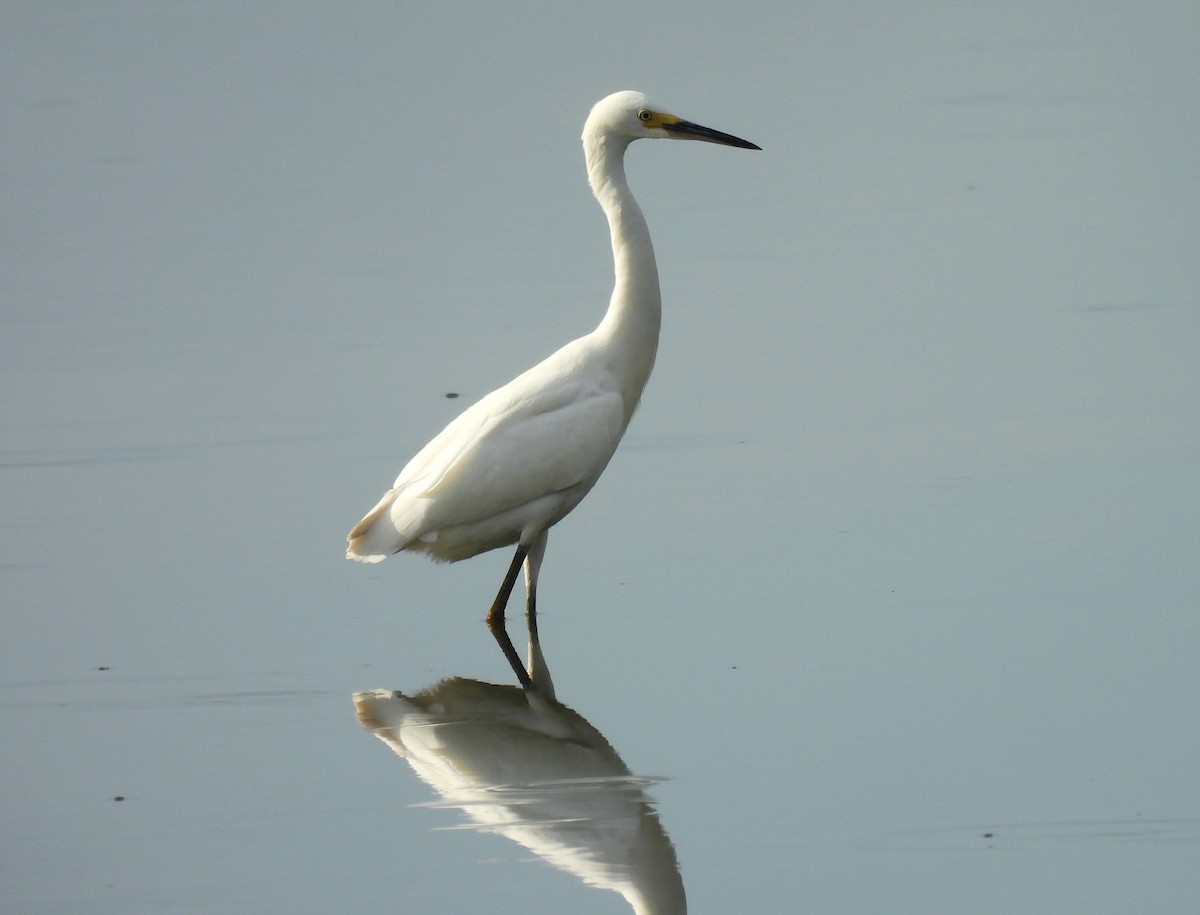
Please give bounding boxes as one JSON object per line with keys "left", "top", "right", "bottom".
{"left": 348, "top": 90, "right": 759, "bottom": 690}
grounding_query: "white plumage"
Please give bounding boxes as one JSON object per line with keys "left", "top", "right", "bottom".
{"left": 347, "top": 90, "right": 759, "bottom": 689}
{"left": 348, "top": 339, "right": 626, "bottom": 564}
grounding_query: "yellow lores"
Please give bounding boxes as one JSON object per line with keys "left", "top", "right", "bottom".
{"left": 637, "top": 109, "right": 679, "bottom": 129}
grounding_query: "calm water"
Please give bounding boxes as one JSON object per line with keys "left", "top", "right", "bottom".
{"left": 4, "top": 2, "right": 1198, "bottom": 912}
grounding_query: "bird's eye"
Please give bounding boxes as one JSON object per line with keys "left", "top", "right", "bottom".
{"left": 638, "top": 109, "right": 653, "bottom": 122}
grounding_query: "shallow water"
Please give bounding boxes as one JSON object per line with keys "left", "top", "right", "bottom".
{"left": 4, "top": 2, "right": 1198, "bottom": 912}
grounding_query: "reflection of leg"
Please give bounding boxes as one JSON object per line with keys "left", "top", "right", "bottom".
{"left": 523, "top": 529, "right": 555, "bottom": 699}
{"left": 486, "top": 544, "right": 534, "bottom": 690}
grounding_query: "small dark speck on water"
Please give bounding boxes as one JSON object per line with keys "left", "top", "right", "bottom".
{"left": 98, "top": 666, "right": 111, "bottom": 671}
{"left": 113, "top": 796, "right": 125, "bottom": 802}
{"left": 445, "top": 392, "right": 460, "bottom": 399}
{"left": 983, "top": 832, "right": 993, "bottom": 838}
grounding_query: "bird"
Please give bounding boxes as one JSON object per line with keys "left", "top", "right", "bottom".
{"left": 347, "top": 90, "right": 760, "bottom": 690}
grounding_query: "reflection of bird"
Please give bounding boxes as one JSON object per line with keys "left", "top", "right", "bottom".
{"left": 348, "top": 91, "right": 760, "bottom": 689}
{"left": 355, "top": 678, "right": 686, "bottom": 915}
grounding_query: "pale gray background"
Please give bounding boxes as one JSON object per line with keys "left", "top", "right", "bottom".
{"left": 3, "top": 1, "right": 1198, "bottom": 912}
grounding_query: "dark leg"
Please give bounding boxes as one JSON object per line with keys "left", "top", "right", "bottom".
{"left": 523, "top": 530, "right": 554, "bottom": 698}
{"left": 486, "top": 544, "right": 534, "bottom": 690}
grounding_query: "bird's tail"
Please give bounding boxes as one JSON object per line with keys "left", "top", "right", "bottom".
{"left": 346, "top": 488, "right": 400, "bottom": 563}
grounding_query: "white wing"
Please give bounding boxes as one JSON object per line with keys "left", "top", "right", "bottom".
{"left": 348, "top": 337, "right": 627, "bottom": 561}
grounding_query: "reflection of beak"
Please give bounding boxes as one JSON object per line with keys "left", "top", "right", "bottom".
{"left": 662, "top": 118, "right": 761, "bottom": 150}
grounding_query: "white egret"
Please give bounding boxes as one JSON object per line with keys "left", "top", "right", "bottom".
{"left": 348, "top": 90, "right": 759, "bottom": 689}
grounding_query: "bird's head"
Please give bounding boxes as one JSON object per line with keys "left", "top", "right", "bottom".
{"left": 584, "top": 90, "right": 761, "bottom": 150}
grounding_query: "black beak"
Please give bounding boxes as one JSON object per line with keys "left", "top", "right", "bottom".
{"left": 662, "top": 118, "right": 761, "bottom": 150}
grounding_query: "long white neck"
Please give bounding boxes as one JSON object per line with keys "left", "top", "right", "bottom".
{"left": 584, "top": 131, "right": 662, "bottom": 424}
